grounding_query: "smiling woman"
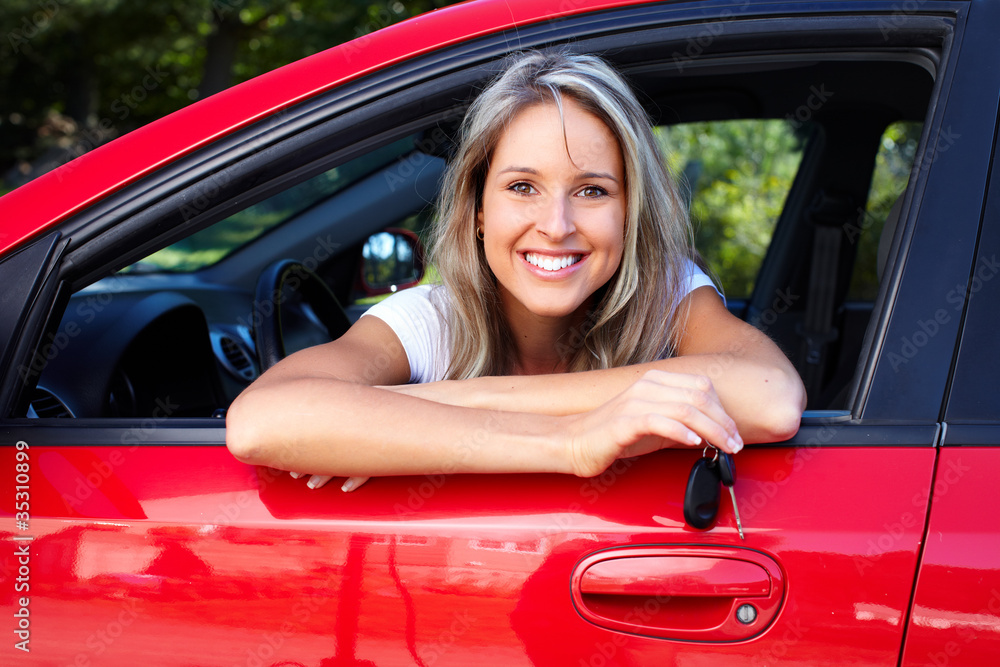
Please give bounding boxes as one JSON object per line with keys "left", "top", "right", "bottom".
{"left": 224, "top": 51, "right": 806, "bottom": 489}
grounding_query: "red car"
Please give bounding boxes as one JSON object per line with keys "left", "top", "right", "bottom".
{"left": 3, "top": 0, "right": 999, "bottom": 664}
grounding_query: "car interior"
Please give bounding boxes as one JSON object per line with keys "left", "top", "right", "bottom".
{"left": 18, "top": 20, "right": 938, "bottom": 424}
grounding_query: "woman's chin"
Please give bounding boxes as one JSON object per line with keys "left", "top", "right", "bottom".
{"left": 520, "top": 298, "right": 590, "bottom": 321}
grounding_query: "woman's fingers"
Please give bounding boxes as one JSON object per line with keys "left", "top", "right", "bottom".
{"left": 568, "top": 370, "right": 744, "bottom": 478}
{"left": 341, "top": 476, "right": 370, "bottom": 492}
{"left": 623, "top": 372, "right": 741, "bottom": 452}
{"left": 306, "top": 474, "right": 334, "bottom": 489}
{"left": 290, "top": 473, "right": 370, "bottom": 491}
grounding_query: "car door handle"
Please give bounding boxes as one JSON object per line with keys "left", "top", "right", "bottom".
{"left": 571, "top": 546, "right": 785, "bottom": 642}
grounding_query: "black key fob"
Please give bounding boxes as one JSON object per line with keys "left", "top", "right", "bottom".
{"left": 684, "top": 456, "right": 721, "bottom": 529}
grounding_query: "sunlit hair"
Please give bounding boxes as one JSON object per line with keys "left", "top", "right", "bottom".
{"left": 429, "top": 50, "right": 695, "bottom": 379}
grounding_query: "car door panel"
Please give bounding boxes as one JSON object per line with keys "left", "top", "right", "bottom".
{"left": 3, "top": 426, "right": 935, "bottom": 666}
{"left": 900, "top": 444, "right": 1000, "bottom": 667}
{"left": 900, "top": 94, "right": 1000, "bottom": 665}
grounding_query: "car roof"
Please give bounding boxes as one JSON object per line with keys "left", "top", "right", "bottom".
{"left": 0, "top": 0, "right": 657, "bottom": 259}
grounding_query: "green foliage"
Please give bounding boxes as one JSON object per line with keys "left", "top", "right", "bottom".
{"left": 656, "top": 120, "right": 807, "bottom": 297}
{"left": 847, "top": 121, "right": 921, "bottom": 300}
{"left": 0, "top": 0, "right": 454, "bottom": 185}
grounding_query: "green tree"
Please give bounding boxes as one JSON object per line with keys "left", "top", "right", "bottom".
{"left": 656, "top": 120, "right": 807, "bottom": 297}
{"left": 847, "top": 121, "right": 921, "bottom": 299}
{"left": 0, "top": 0, "right": 454, "bottom": 191}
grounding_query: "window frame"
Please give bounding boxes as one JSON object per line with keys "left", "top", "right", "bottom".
{"left": 0, "top": 3, "right": 976, "bottom": 437}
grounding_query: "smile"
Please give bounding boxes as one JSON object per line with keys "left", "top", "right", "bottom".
{"left": 523, "top": 252, "right": 584, "bottom": 272}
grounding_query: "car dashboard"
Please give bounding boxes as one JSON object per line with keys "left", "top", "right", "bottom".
{"left": 30, "top": 274, "right": 278, "bottom": 419}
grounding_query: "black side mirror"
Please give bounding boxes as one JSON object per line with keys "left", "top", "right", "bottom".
{"left": 358, "top": 228, "right": 425, "bottom": 296}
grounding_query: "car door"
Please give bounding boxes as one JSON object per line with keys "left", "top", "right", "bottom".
{"left": 2, "top": 1, "right": 998, "bottom": 665}
{"left": 899, "top": 87, "right": 1000, "bottom": 667}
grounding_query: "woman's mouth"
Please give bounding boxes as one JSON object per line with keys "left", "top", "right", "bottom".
{"left": 523, "top": 252, "right": 584, "bottom": 272}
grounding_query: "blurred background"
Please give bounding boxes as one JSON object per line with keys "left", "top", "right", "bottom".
{"left": 0, "top": 0, "right": 454, "bottom": 194}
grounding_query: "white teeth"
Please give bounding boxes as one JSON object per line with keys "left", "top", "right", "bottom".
{"left": 525, "top": 253, "right": 581, "bottom": 272}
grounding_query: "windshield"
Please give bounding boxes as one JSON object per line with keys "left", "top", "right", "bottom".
{"left": 123, "top": 136, "right": 417, "bottom": 273}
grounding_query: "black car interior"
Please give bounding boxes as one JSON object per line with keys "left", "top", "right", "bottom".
{"left": 17, "top": 17, "right": 939, "bottom": 422}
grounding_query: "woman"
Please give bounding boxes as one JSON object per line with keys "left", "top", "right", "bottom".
{"left": 226, "top": 51, "right": 806, "bottom": 491}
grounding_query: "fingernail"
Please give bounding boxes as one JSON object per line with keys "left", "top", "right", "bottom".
{"left": 728, "top": 437, "right": 742, "bottom": 453}
{"left": 688, "top": 432, "right": 702, "bottom": 445}
{"left": 307, "top": 476, "right": 321, "bottom": 489}
{"left": 342, "top": 478, "right": 356, "bottom": 492}
{"left": 289, "top": 472, "right": 303, "bottom": 479}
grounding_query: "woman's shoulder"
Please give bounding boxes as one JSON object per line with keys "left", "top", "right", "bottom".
{"left": 362, "top": 283, "right": 450, "bottom": 317}
{"left": 360, "top": 284, "right": 451, "bottom": 383}
{"left": 682, "top": 258, "right": 725, "bottom": 304}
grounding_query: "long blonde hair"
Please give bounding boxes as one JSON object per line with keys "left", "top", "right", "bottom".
{"left": 430, "top": 51, "right": 695, "bottom": 379}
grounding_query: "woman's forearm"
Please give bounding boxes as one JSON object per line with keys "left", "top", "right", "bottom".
{"left": 405, "top": 352, "right": 804, "bottom": 443}
{"left": 226, "top": 377, "right": 572, "bottom": 477}
{"left": 393, "top": 289, "right": 807, "bottom": 444}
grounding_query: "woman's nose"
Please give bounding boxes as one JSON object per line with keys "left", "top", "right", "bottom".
{"left": 535, "top": 196, "right": 576, "bottom": 241}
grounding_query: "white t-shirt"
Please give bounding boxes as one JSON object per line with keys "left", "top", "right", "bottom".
{"left": 362, "top": 261, "right": 720, "bottom": 383}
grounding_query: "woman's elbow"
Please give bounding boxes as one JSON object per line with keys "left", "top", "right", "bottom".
{"left": 741, "top": 369, "right": 806, "bottom": 442}
{"left": 758, "top": 370, "right": 807, "bottom": 442}
{"left": 225, "top": 390, "right": 272, "bottom": 466}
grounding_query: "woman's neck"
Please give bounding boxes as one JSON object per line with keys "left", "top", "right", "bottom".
{"left": 501, "top": 292, "right": 592, "bottom": 376}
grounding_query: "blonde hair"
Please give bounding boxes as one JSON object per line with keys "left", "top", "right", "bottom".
{"left": 430, "top": 51, "right": 695, "bottom": 379}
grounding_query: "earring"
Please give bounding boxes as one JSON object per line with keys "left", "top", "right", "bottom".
{"left": 476, "top": 227, "right": 484, "bottom": 241}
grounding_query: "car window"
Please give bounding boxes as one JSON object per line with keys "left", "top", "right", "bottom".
{"left": 847, "top": 121, "right": 923, "bottom": 300}
{"left": 656, "top": 119, "right": 811, "bottom": 298}
{"left": 123, "top": 135, "right": 418, "bottom": 273}
{"left": 28, "top": 132, "right": 439, "bottom": 419}
{"left": 18, "top": 50, "right": 937, "bottom": 422}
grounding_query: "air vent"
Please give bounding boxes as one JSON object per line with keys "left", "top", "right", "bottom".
{"left": 212, "top": 333, "right": 257, "bottom": 382}
{"left": 30, "top": 388, "right": 73, "bottom": 418}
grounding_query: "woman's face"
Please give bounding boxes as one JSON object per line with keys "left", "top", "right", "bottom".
{"left": 478, "top": 98, "right": 626, "bottom": 325}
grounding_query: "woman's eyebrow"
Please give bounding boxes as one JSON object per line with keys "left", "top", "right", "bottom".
{"left": 579, "top": 171, "right": 619, "bottom": 183}
{"left": 497, "top": 166, "right": 539, "bottom": 176}
{"left": 497, "top": 166, "right": 619, "bottom": 182}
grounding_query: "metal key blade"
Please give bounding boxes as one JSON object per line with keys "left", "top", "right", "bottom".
{"left": 727, "top": 486, "right": 745, "bottom": 540}
{"left": 718, "top": 452, "right": 745, "bottom": 540}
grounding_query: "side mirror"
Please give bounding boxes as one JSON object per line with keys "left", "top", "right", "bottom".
{"left": 358, "top": 228, "right": 425, "bottom": 296}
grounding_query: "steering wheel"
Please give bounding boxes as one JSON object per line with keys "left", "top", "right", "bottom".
{"left": 252, "top": 259, "right": 352, "bottom": 373}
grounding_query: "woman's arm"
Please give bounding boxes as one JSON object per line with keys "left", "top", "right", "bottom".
{"left": 387, "top": 287, "right": 806, "bottom": 444}
{"left": 226, "top": 317, "right": 557, "bottom": 476}
{"left": 225, "top": 312, "right": 744, "bottom": 484}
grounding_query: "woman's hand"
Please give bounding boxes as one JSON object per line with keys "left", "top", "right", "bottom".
{"left": 563, "top": 369, "right": 742, "bottom": 478}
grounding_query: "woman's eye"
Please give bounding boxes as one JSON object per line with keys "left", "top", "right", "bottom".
{"left": 510, "top": 182, "right": 534, "bottom": 195}
{"left": 580, "top": 186, "right": 608, "bottom": 198}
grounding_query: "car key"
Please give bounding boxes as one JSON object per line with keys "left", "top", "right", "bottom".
{"left": 717, "top": 451, "right": 745, "bottom": 540}
{"left": 683, "top": 451, "right": 721, "bottom": 529}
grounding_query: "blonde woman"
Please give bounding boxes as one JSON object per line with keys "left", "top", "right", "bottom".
{"left": 226, "top": 51, "right": 806, "bottom": 490}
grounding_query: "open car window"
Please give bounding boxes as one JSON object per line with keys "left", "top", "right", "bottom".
{"left": 657, "top": 119, "right": 811, "bottom": 298}
{"left": 124, "top": 136, "right": 420, "bottom": 273}
{"left": 18, "top": 42, "right": 933, "bottom": 421}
